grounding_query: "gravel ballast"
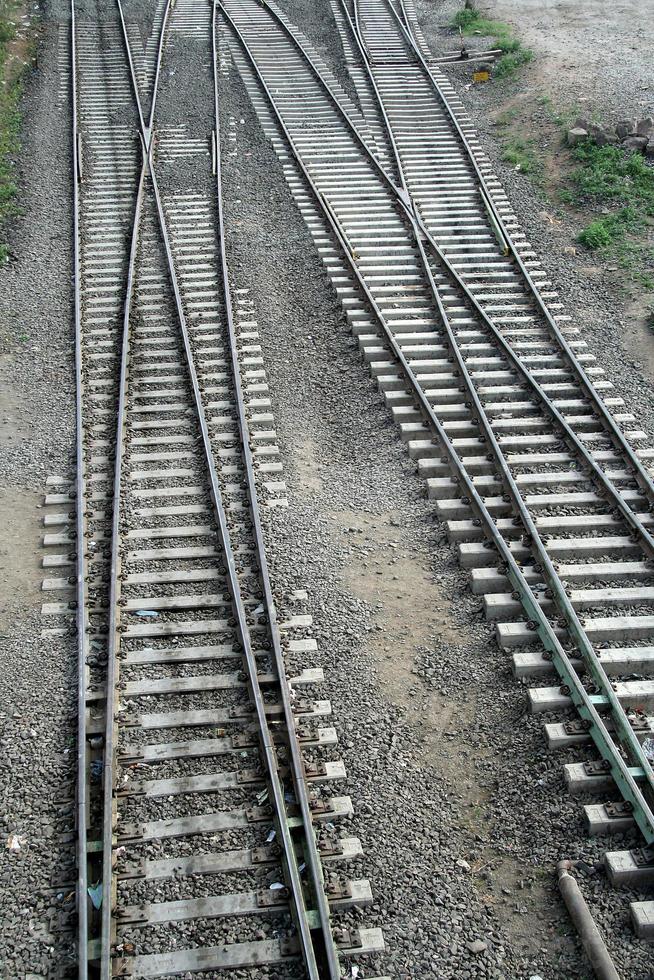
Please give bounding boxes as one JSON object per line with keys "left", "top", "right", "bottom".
{"left": 2, "top": 0, "right": 654, "bottom": 976}
{"left": 0, "top": 0, "right": 78, "bottom": 975}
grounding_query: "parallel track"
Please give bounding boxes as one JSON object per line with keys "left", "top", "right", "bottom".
{"left": 70, "top": 0, "right": 385, "bottom": 975}
{"left": 219, "top": 0, "right": 654, "bottom": 936}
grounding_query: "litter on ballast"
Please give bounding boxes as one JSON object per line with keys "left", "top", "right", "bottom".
{"left": 6, "top": 833, "right": 24, "bottom": 852}
{"left": 266, "top": 828, "right": 276, "bottom": 843}
{"left": 87, "top": 883, "right": 103, "bottom": 909}
{"left": 135, "top": 610, "right": 158, "bottom": 618}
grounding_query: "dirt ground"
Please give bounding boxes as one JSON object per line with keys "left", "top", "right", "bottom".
{"left": 468, "top": 0, "right": 652, "bottom": 115}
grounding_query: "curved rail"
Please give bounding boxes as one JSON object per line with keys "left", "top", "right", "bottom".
{"left": 210, "top": 4, "right": 340, "bottom": 975}
{"left": 98, "top": 0, "right": 173, "bottom": 967}
{"left": 218, "top": 0, "right": 654, "bottom": 842}
{"left": 338, "top": 0, "right": 654, "bottom": 817}
{"left": 258, "top": 0, "right": 654, "bottom": 563}
{"left": 378, "top": 0, "right": 654, "bottom": 510}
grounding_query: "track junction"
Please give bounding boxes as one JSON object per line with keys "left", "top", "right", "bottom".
{"left": 63, "top": 0, "right": 654, "bottom": 976}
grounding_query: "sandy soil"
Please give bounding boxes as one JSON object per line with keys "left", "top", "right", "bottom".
{"left": 470, "top": 0, "right": 652, "bottom": 117}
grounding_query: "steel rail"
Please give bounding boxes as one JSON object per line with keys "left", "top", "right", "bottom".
{"left": 343, "top": 0, "right": 406, "bottom": 194}
{"left": 98, "top": 161, "right": 147, "bottom": 979}
{"left": 111, "top": 5, "right": 331, "bottom": 976}
{"left": 338, "top": 1, "right": 654, "bottom": 813}
{"left": 218, "top": 2, "right": 654, "bottom": 842}
{"left": 379, "top": 0, "right": 654, "bottom": 511}
{"left": 351, "top": 0, "right": 370, "bottom": 63}
{"left": 70, "top": 1, "right": 90, "bottom": 973}
{"left": 238, "top": 0, "right": 654, "bottom": 805}
{"left": 389, "top": 0, "right": 409, "bottom": 30}
{"left": 98, "top": 110, "right": 151, "bottom": 980}
{"left": 256, "top": 0, "right": 405, "bottom": 197}
{"left": 148, "top": 160, "right": 326, "bottom": 980}
{"left": 257, "top": 0, "right": 654, "bottom": 563}
{"left": 99, "top": 2, "right": 173, "bottom": 970}
{"left": 115, "top": 0, "right": 168, "bottom": 144}
{"left": 211, "top": 4, "right": 341, "bottom": 976}
{"left": 338, "top": 0, "right": 654, "bottom": 803}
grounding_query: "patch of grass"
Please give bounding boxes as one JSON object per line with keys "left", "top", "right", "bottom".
{"left": 565, "top": 142, "right": 654, "bottom": 287}
{"left": 578, "top": 212, "right": 627, "bottom": 250}
{"left": 569, "top": 142, "right": 654, "bottom": 214}
{"left": 453, "top": 9, "right": 512, "bottom": 46}
{"left": 577, "top": 214, "right": 654, "bottom": 291}
{"left": 535, "top": 97, "right": 582, "bottom": 130}
{"left": 577, "top": 206, "right": 640, "bottom": 249}
{"left": 502, "top": 137, "right": 537, "bottom": 175}
{"left": 614, "top": 242, "right": 654, "bottom": 290}
{"left": 451, "top": 5, "right": 533, "bottom": 79}
{"left": 494, "top": 47, "right": 533, "bottom": 79}
{"left": 577, "top": 219, "right": 611, "bottom": 249}
{"left": 0, "top": 0, "right": 25, "bottom": 264}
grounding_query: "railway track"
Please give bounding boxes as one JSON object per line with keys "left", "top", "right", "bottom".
{"left": 68, "top": 0, "right": 385, "bottom": 975}
{"left": 218, "top": 0, "right": 654, "bottom": 946}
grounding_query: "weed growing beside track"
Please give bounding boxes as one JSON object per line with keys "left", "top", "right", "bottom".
{"left": 0, "top": 0, "right": 29, "bottom": 264}
{"left": 451, "top": 6, "right": 533, "bottom": 80}
{"left": 489, "top": 96, "right": 654, "bottom": 293}
{"left": 567, "top": 143, "right": 654, "bottom": 287}
{"left": 501, "top": 136, "right": 538, "bottom": 175}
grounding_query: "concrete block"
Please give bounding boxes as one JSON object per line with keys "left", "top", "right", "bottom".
{"left": 567, "top": 127, "right": 588, "bottom": 146}
{"left": 631, "top": 902, "right": 654, "bottom": 940}
{"left": 584, "top": 803, "right": 635, "bottom": 835}
{"left": 564, "top": 762, "right": 613, "bottom": 795}
{"left": 545, "top": 722, "right": 592, "bottom": 750}
{"left": 605, "top": 848, "right": 654, "bottom": 887}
